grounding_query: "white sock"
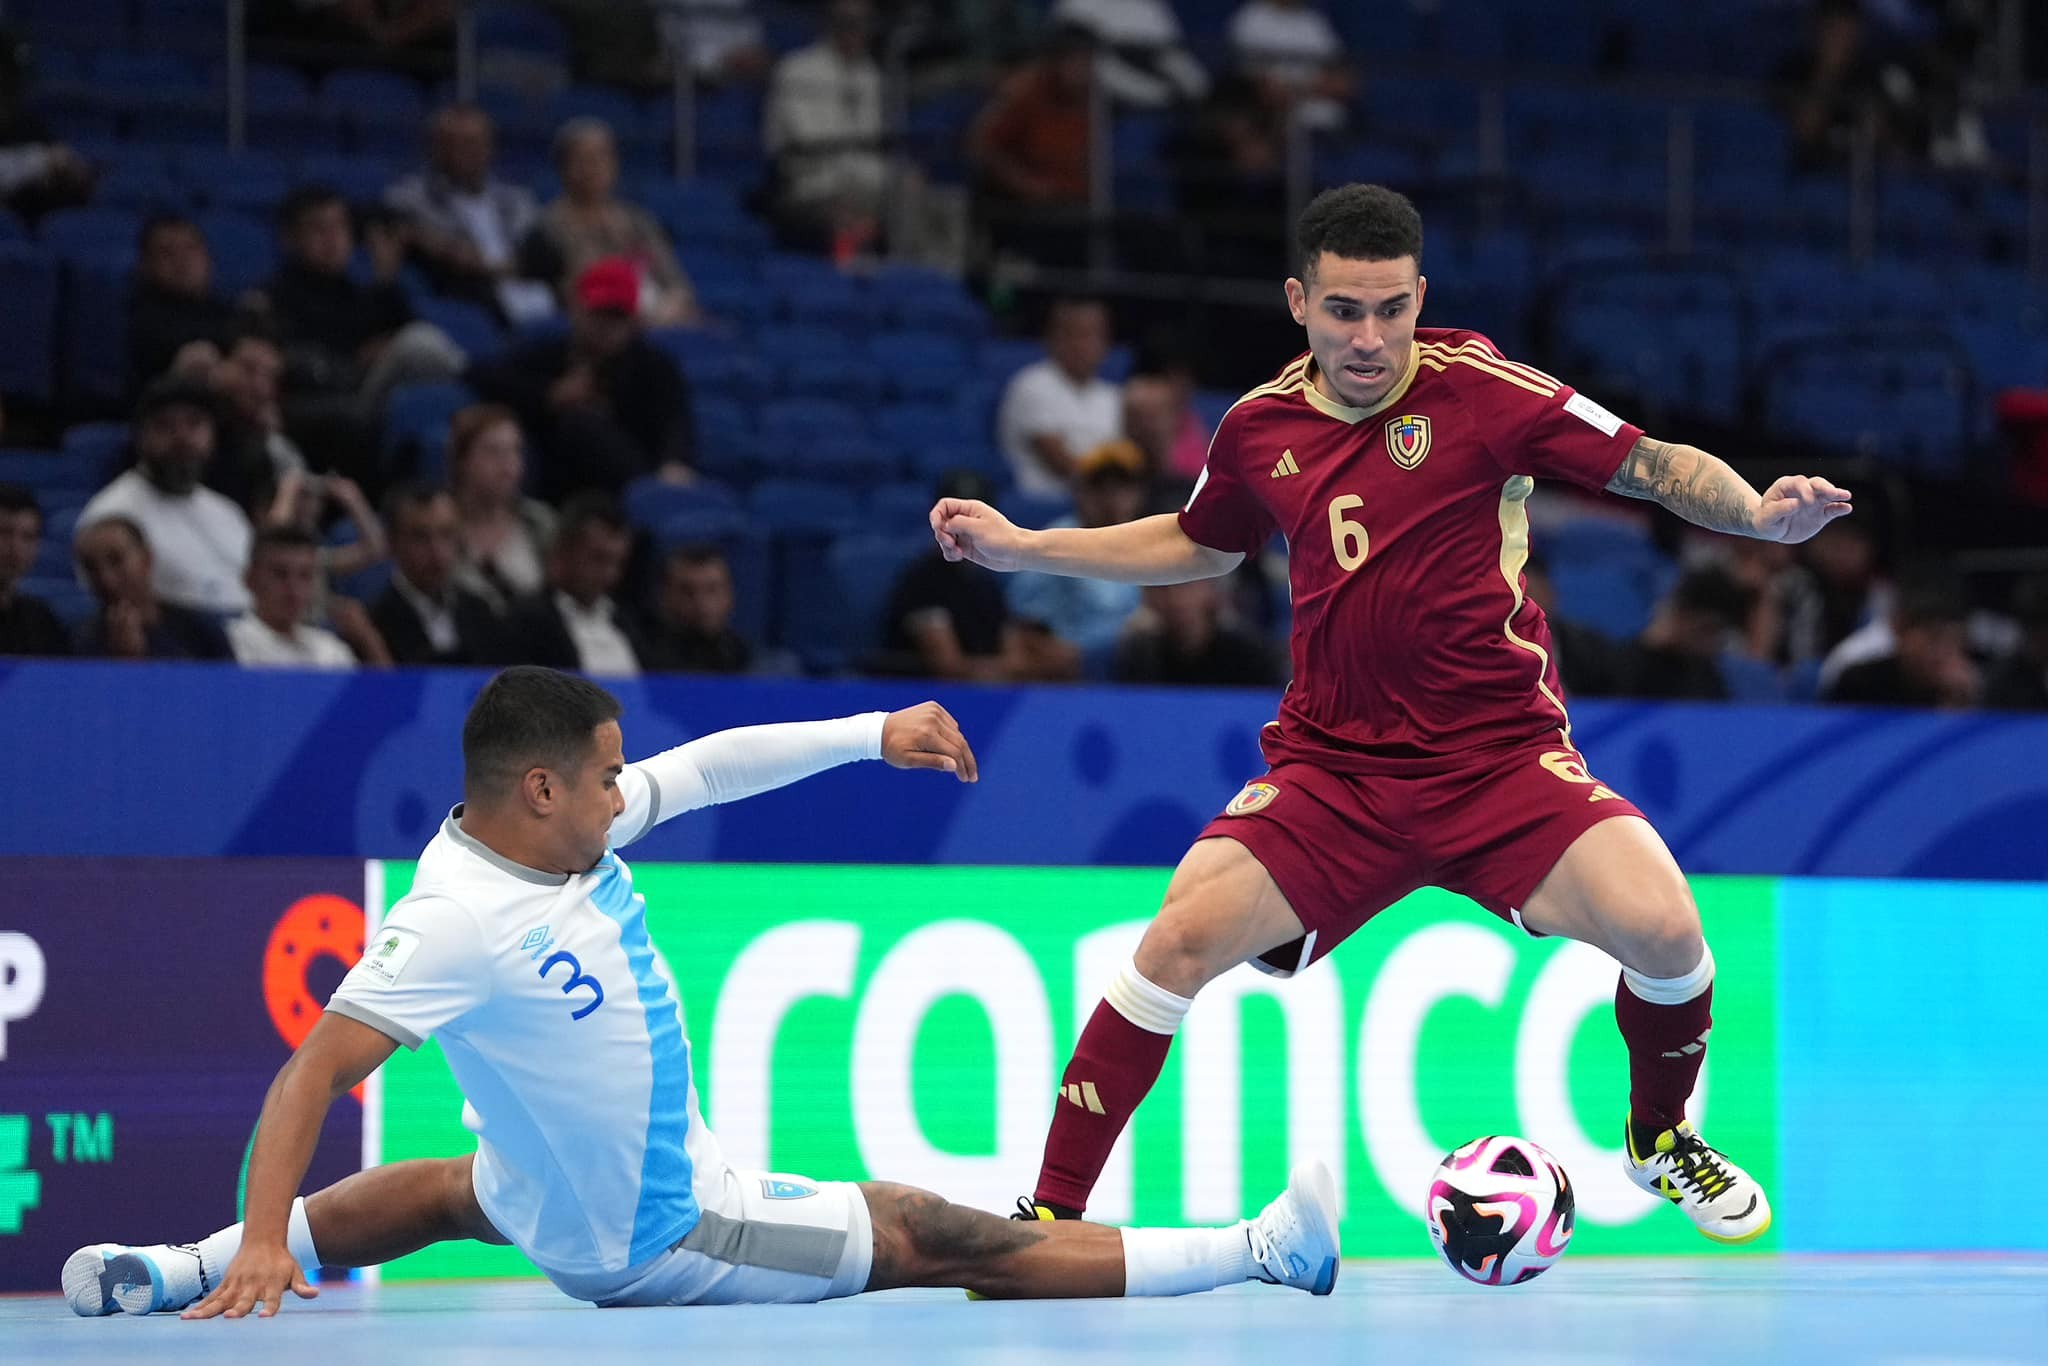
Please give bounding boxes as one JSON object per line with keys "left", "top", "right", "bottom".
{"left": 1106, "top": 958, "right": 1194, "bottom": 1036}
{"left": 1119, "top": 1225, "right": 1255, "bottom": 1297}
{"left": 193, "top": 1197, "right": 321, "bottom": 1285}
{"left": 1621, "top": 943, "right": 1715, "bottom": 1005}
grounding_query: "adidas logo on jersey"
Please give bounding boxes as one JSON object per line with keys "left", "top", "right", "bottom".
{"left": 1060, "top": 1081, "right": 1106, "bottom": 1114}
{"left": 1270, "top": 450, "right": 1301, "bottom": 479}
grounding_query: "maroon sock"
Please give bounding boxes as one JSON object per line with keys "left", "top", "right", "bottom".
{"left": 1034, "top": 999, "right": 1176, "bottom": 1214}
{"left": 1614, "top": 972, "right": 1713, "bottom": 1145}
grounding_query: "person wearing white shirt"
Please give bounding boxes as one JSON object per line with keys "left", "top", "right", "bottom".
{"left": 225, "top": 527, "right": 364, "bottom": 670}
{"left": 78, "top": 377, "right": 253, "bottom": 616}
{"left": 385, "top": 106, "right": 556, "bottom": 326}
{"left": 998, "top": 298, "right": 1125, "bottom": 499}
{"left": 1227, "top": 0, "right": 1352, "bottom": 130}
{"left": 1050, "top": 0, "right": 1208, "bottom": 107}
{"left": 62, "top": 666, "right": 1341, "bottom": 1316}
{"left": 502, "top": 494, "right": 647, "bottom": 678}
{"left": 763, "top": 0, "right": 889, "bottom": 251}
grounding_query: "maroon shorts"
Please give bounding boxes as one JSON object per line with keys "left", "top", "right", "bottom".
{"left": 1197, "top": 739, "right": 1645, "bottom": 977}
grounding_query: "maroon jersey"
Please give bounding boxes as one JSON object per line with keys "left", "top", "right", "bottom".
{"left": 1180, "top": 329, "right": 1642, "bottom": 772}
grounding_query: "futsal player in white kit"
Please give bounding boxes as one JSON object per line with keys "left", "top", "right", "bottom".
{"left": 64, "top": 667, "right": 1339, "bottom": 1317}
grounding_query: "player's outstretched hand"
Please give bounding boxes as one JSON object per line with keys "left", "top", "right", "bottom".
{"left": 1753, "top": 475, "right": 1852, "bottom": 544}
{"left": 881, "top": 702, "right": 978, "bottom": 783}
{"left": 181, "top": 1242, "right": 316, "bottom": 1320}
{"left": 929, "top": 498, "right": 1026, "bottom": 573}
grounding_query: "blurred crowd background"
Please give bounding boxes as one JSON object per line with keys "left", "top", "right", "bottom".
{"left": 0, "top": 0, "right": 2043, "bottom": 711}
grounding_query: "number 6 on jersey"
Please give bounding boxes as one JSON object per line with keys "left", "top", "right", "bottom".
{"left": 1328, "top": 494, "right": 1369, "bottom": 571}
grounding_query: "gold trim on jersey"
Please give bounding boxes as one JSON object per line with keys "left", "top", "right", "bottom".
{"left": 1416, "top": 340, "right": 1562, "bottom": 399}
{"left": 1298, "top": 341, "right": 1421, "bottom": 424}
{"left": 1495, "top": 474, "right": 1573, "bottom": 746}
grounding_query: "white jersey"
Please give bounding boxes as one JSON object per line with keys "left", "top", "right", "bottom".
{"left": 327, "top": 713, "right": 886, "bottom": 1281}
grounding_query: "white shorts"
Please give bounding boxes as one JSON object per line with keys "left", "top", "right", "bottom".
{"left": 541, "top": 1166, "right": 875, "bottom": 1308}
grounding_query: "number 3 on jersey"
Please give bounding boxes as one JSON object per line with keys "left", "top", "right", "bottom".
{"left": 1328, "top": 495, "right": 1370, "bottom": 571}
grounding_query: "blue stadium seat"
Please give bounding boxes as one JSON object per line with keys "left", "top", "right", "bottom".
{"left": 179, "top": 150, "right": 293, "bottom": 216}
{"left": 193, "top": 211, "right": 276, "bottom": 298}
{"left": 9, "top": 0, "right": 132, "bottom": 46}
{"left": 95, "top": 165, "right": 190, "bottom": 214}
{"left": 1718, "top": 652, "right": 1787, "bottom": 703}
{"left": 475, "top": 3, "right": 571, "bottom": 59}
{"left": 38, "top": 208, "right": 141, "bottom": 260}
{"left": 0, "top": 449, "right": 100, "bottom": 495}
{"left": 874, "top": 264, "right": 987, "bottom": 337}
{"left": 383, "top": 380, "right": 475, "bottom": 483}
{"left": 759, "top": 398, "right": 894, "bottom": 482}
{"left": 321, "top": 68, "right": 429, "bottom": 130}
{"left": 1541, "top": 518, "right": 1675, "bottom": 641}
{"left": 60, "top": 423, "right": 131, "bottom": 484}
{"left": 297, "top": 155, "right": 403, "bottom": 207}
{"left": 61, "top": 251, "right": 134, "bottom": 403}
{"left": 874, "top": 400, "right": 979, "bottom": 467}
{"left": 0, "top": 209, "right": 26, "bottom": 244}
{"left": 787, "top": 532, "right": 932, "bottom": 671}
{"left": 623, "top": 476, "right": 740, "bottom": 531}
{"left": 760, "top": 253, "right": 871, "bottom": 329}
{"left": 692, "top": 276, "right": 773, "bottom": 330}
{"left": 690, "top": 396, "right": 763, "bottom": 487}
{"left": 866, "top": 329, "right": 975, "bottom": 401}
{"left": 410, "top": 295, "right": 504, "bottom": 361}
{"left": 648, "top": 328, "right": 769, "bottom": 404}
{"left": 0, "top": 245, "right": 60, "bottom": 400}
{"left": 863, "top": 481, "right": 936, "bottom": 534}
{"left": 758, "top": 325, "right": 883, "bottom": 404}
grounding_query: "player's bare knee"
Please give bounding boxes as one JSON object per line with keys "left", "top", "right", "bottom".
{"left": 1622, "top": 902, "right": 1705, "bottom": 977}
{"left": 1134, "top": 906, "right": 1229, "bottom": 996}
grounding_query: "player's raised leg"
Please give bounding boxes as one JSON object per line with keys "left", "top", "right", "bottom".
{"left": 63, "top": 1154, "right": 505, "bottom": 1317}
{"left": 1518, "top": 816, "right": 1771, "bottom": 1243}
{"left": 1032, "top": 835, "right": 1308, "bottom": 1217}
{"left": 866, "top": 1160, "right": 1339, "bottom": 1298}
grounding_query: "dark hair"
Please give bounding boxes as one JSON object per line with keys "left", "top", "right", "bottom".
{"left": 665, "top": 542, "right": 729, "bottom": 573}
{"left": 137, "top": 212, "right": 201, "bottom": 254}
{"left": 1670, "top": 566, "right": 1753, "bottom": 630}
{"left": 277, "top": 183, "right": 346, "bottom": 235}
{"left": 0, "top": 481, "right": 40, "bottom": 522}
{"left": 76, "top": 514, "right": 147, "bottom": 553}
{"left": 462, "top": 666, "right": 623, "bottom": 799}
{"left": 382, "top": 479, "right": 453, "bottom": 531}
{"left": 448, "top": 403, "right": 522, "bottom": 475}
{"left": 1296, "top": 183, "right": 1424, "bottom": 280}
{"left": 251, "top": 524, "right": 322, "bottom": 560}
{"left": 555, "top": 491, "right": 629, "bottom": 545}
{"left": 1892, "top": 561, "right": 1969, "bottom": 630}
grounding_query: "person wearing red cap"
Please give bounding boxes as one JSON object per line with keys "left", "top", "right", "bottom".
{"left": 465, "top": 256, "right": 697, "bottom": 500}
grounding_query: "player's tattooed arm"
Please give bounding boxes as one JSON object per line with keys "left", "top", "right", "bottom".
{"left": 1604, "top": 436, "right": 1764, "bottom": 537}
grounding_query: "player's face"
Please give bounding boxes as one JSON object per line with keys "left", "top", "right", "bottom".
{"left": 1285, "top": 253, "right": 1426, "bottom": 409}
{"left": 563, "top": 720, "right": 627, "bottom": 871}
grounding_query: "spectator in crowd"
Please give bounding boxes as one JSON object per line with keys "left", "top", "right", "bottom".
{"left": 1121, "top": 337, "right": 1210, "bottom": 482}
{"left": 497, "top": 493, "right": 646, "bottom": 677}
{"left": 884, "top": 470, "right": 1077, "bottom": 682}
{"left": 1824, "top": 565, "right": 1980, "bottom": 709}
{"left": 201, "top": 328, "right": 311, "bottom": 516}
{"left": 445, "top": 404, "right": 557, "bottom": 611}
{"left": 258, "top": 468, "right": 387, "bottom": 625}
{"left": 1807, "top": 517, "right": 1893, "bottom": 692}
{"left": 127, "top": 215, "right": 245, "bottom": 395}
{"left": 968, "top": 24, "right": 1098, "bottom": 267}
{"left": 78, "top": 376, "right": 253, "bottom": 616}
{"left": 1986, "top": 574, "right": 2048, "bottom": 711}
{"left": 1227, "top": 0, "right": 1352, "bottom": 130}
{"left": 1612, "top": 566, "right": 1753, "bottom": 702}
{"left": 1113, "top": 575, "right": 1279, "bottom": 687}
{"left": 1008, "top": 438, "right": 1148, "bottom": 666}
{"left": 763, "top": 0, "right": 889, "bottom": 257}
{"left": 642, "top": 543, "right": 754, "bottom": 674}
{"left": 70, "top": 516, "right": 231, "bottom": 661}
{"left": 368, "top": 482, "right": 503, "bottom": 666}
{"left": 385, "top": 104, "right": 556, "bottom": 327}
{"left": 265, "top": 185, "right": 467, "bottom": 409}
{"left": 226, "top": 525, "right": 389, "bottom": 669}
{"left": 522, "top": 118, "right": 700, "bottom": 328}
{"left": 0, "top": 483, "right": 67, "bottom": 656}
{"left": 0, "top": 27, "right": 93, "bottom": 223}
{"left": 1518, "top": 549, "right": 1623, "bottom": 698}
{"left": 1166, "top": 73, "right": 1289, "bottom": 277}
{"left": 1049, "top": 0, "right": 1207, "bottom": 107}
{"left": 997, "top": 296, "right": 1122, "bottom": 498}
{"left": 467, "top": 256, "right": 697, "bottom": 499}
{"left": 657, "top": 0, "right": 773, "bottom": 85}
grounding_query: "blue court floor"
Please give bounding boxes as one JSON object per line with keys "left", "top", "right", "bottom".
{"left": 6, "top": 1256, "right": 2047, "bottom": 1365}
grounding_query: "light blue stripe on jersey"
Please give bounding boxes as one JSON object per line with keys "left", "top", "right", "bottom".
{"left": 590, "top": 853, "right": 700, "bottom": 1262}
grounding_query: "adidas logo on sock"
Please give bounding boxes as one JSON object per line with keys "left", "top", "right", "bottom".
{"left": 1660, "top": 1026, "right": 1713, "bottom": 1059}
{"left": 1270, "top": 450, "right": 1301, "bottom": 479}
{"left": 1060, "top": 1081, "right": 1106, "bottom": 1114}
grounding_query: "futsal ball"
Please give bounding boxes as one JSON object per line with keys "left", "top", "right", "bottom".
{"left": 1424, "top": 1135, "right": 1574, "bottom": 1286}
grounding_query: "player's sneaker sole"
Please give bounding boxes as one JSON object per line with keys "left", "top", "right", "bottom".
{"left": 1252, "top": 1160, "right": 1341, "bottom": 1296}
{"left": 61, "top": 1245, "right": 127, "bottom": 1317}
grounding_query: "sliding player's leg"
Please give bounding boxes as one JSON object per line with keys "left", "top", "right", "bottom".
{"left": 867, "top": 1160, "right": 1340, "bottom": 1299}
{"left": 64, "top": 1154, "right": 502, "bottom": 1316}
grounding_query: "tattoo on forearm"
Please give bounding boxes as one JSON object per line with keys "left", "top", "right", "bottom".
{"left": 1605, "top": 436, "right": 1758, "bottom": 536}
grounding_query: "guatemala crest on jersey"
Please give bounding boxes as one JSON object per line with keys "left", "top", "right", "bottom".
{"left": 1385, "top": 413, "right": 1432, "bottom": 469}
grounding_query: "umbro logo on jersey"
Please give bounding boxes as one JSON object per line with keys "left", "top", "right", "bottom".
{"left": 1270, "top": 449, "right": 1301, "bottom": 479}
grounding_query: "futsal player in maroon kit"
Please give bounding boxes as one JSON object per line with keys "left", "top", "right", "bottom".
{"left": 930, "top": 184, "right": 1853, "bottom": 1243}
